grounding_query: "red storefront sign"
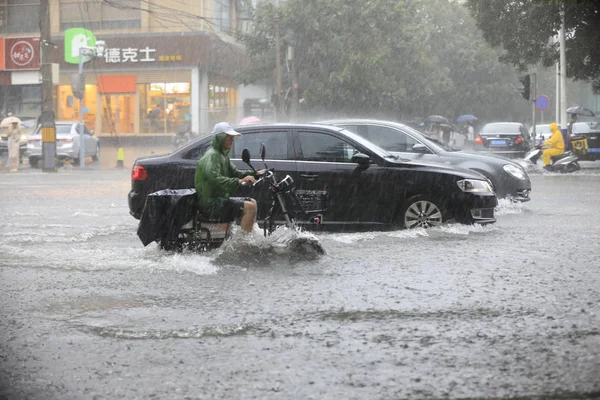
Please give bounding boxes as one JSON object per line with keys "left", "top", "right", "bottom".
{"left": 4, "top": 37, "right": 40, "bottom": 71}
{"left": 0, "top": 38, "right": 5, "bottom": 70}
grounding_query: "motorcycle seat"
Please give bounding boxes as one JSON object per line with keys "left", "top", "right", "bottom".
{"left": 551, "top": 152, "right": 572, "bottom": 162}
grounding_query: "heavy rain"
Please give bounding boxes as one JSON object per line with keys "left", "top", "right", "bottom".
{"left": 1, "top": 0, "right": 600, "bottom": 399}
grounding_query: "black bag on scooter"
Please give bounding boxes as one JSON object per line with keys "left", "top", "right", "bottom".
{"left": 137, "top": 188, "right": 198, "bottom": 246}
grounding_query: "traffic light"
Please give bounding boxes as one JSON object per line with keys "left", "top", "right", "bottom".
{"left": 519, "top": 74, "right": 531, "bottom": 100}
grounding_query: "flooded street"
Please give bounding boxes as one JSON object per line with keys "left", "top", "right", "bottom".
{"left": 1, "top": 165, "right": 600, "bottom": 399}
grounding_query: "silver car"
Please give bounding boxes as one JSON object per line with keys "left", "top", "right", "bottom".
{"left": 27, "top": 121, "right": 100, "bottom": 168}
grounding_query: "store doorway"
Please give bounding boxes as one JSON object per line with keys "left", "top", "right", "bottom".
{"left": 101, "top": 94, "right": 134, "bottom": 135}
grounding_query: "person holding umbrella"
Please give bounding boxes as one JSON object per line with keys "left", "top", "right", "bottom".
{"left": 3, "top": 116, "right": 22, "bottom": 172}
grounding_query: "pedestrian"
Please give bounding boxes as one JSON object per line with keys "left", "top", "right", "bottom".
{"left": 7, "top": 121, "right": 21, "bottom": 172}
{"left": 567, "top": 113, "right": 578, "bottom": 137}
{"left": 441, "top": 124, "right": 452, "bottom": 145}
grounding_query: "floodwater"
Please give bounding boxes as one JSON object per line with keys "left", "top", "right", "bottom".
{"left": 1, "top": 164, "right": 599, "bottom": 399}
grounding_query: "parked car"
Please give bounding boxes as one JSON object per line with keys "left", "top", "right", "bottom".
{"left": 129, "top": 123, "right": 497, "bottom": 231}
{"left": 530, "top": 123, "right": 561, "bottom": 145}
{"left": 0, "top": 117, "right": 37, "bottom": 162}
{"left": 474, "top": 122, "right": 533, "bottom": 158}
{"left": 26, "top": 121, "right": 100, "bottom": 168}
{"left": 319, "top": 119, "right": 531, "bottom": 202}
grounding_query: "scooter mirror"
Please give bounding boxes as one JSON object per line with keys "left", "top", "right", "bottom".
{"left": 241, "top": 148, "right": 252, "bottom": 166}
{"left": 259, "top": 143, "right": 266, "bottom": 161}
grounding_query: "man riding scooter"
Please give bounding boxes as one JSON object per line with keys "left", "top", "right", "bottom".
{"left": 195, "top": 122, "right": 264, "bottom": 234}
{"left": 541, "top": 122, "right": 565, "bottom": 171}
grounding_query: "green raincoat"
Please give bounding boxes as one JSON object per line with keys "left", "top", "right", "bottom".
{"left": 194, "top": 132, "right": 255, "bottom": 215}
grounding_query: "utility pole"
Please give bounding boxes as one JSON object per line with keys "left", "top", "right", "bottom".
{"left": 531, "top": 72, "right": 537, "bottom": 140}
{"left": 289, "top": 45, "right": 298, "bottom": 120}
{"left": 274, "top": 0, "right": 282, "bottom": 122}
{"left": 559, "top": 5, "right": 567, "bottom": 127}
{"left": 39, "top": 0, "right": 57, "bottom": 172}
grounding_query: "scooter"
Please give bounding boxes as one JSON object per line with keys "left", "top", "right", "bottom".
{"left": 138, "top": 144, "right": 327, "bottom": 253}
{"left": 523, "top": 144, "right": 580, "bottom": 173}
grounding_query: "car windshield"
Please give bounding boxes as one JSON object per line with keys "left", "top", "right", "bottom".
{"left": 481, "top": 124, "right": 520, "bottom": 134}
{"left": 382, "top": 122, "right": 456, "bottom": 152}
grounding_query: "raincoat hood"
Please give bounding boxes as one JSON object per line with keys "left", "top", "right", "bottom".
{"left": 211, "top": 132, "right": 230, "bottom": 154}
{"left": 550, "top": 122, "right": 560, "bottom": 133}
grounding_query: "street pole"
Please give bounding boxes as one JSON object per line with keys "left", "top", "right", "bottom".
{"left": 532, "top": 72, "right": 537, "bottom": 140}
{"left": 274, "top": 0, "right": 282, "bottom": 122}
{"left": 39, "top": 0, "right": 57, "bottom": 172}
{"left": 559, "top": 6, "right": 567, "bottom": 127}
{"left": 289, "top": 46, "right": 298, "bottom": 121}
{"left": 78, "top": 51, "right": 86, "bottom": 169}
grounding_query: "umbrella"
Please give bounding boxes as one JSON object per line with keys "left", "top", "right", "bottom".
{"left": 1, "top": 116, "right": 22, "bottom": 128}
{"left": 425, "top": 115, "right": 449, "bottom": 124}
{"left": 239, "top": 116, "right": 261, "bottom": 125}
{"left": 456, "top": 114, "right": 478, "bottom": 123}
{"left": 566, "top": 106, "right": 595, "bottom": 117}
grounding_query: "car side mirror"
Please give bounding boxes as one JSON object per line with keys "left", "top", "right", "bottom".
{"left": 351, "top": 152, "right": 371, "bottom": 166}
{"left": 412, "top": 143, "right": 429, "bottom": 153}
{"left": 259, "top": 143, "right": 266, "bottom": 161}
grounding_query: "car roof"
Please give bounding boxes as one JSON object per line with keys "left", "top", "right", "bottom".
{"left": 317, "top": 118, "right": 411, "bottom": 126}
{"left": 483, "top": 122, "right": 523, "bottom": 126}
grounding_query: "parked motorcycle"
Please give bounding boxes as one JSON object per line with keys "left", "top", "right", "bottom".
{"left": 137, "top": 144, "right": 327, "bottom": 253}
{"left": 171, "top": 123, "right": 197, "bottom": 150}
{"left": 524, "top": 144, "right": 580, "bottom": 173}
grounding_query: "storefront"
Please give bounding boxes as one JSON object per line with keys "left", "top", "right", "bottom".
{"left": 53, "top": 32, "right": 245, "bottom": 136}
{"left": 0, "top": 37, "right": 42, "bottom": 119}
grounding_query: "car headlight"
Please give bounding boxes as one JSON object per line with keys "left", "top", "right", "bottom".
{"left": 503, "top": 164, "right": 527, "bottom": 180}
{"left": 457, "top": 179, "right": 493, "bottom": 193}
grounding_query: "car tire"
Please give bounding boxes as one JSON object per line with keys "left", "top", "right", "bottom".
{"left": 29, "top": 157, "right": 39, "bottom": 168}
{"left": 400, "top": 195, "right": 446, "bottom": 229}
{"left": 92, "top": 144, "right": 100, "bottom": 161}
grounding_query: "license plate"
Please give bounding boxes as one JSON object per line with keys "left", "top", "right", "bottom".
{"left": 490, "top": 139, "right": 507, "bottom": 146}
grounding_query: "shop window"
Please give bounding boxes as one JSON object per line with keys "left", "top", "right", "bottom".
{"left": 57, "top": 84, "right": 97, "bottom": 129}
{"left": 0, "top": 1, "right": 40, "bottom": 33}
{"left": 139, "top": 82, "right": 191, "bottom": 135}
{"left": 59, "top": 0, "right": 141, "bottom": 31}
{"left": 208, "top": 83, "right": 237, "bottom": 128}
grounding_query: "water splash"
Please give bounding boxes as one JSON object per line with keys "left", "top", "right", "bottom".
{"left": 213, "top": 224, "right": 325, "bottom": 267}
{"left": 495, "top": 198, "right": 524, "bottom": 215}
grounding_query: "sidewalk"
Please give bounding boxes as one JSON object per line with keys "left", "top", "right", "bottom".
{"left": 0, "top": 141, "right": 174, "bottom": 172}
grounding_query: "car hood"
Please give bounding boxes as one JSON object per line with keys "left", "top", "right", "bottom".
{"left": 389, "top": 149, "right": 521, "bottom": 167}
{"left": 387, "top": 157, "right": 487, "bottom": 180}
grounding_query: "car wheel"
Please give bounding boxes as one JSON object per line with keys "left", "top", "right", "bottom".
{"left": 29, "top": 157, "right": 39, "bottom": 168}
{"left": 401, "top": 195, "right": 446, "bottom": 229}
{"left": 92, "top": 144, "right": 100, "bottom": 161}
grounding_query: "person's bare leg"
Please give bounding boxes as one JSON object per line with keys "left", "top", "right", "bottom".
{"left": 240, "top": 200, "right": 257, "bottom": 233}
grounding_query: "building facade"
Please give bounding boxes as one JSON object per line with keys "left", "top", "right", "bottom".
{"left": 1, "top": 0, "right": 271, "bottom": 137}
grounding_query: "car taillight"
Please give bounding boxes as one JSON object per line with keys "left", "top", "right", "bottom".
{"left": 474, "top": 136, "right": 484, "bottom": 144}
{"left": 58, "top": 138, "right": 74, "bottom": 143}
{"left": 514, "top": 136, "right": 524, "bottom": 145}
{"left": 131, "top": 165, "right": 148, "bottom": 181}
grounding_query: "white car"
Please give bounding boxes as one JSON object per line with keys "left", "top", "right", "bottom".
{"left": 27, "top": 121, "right": 99, "bottom": 168}
{"left": 530, "top": 124, "right": 561, "bottom": 145}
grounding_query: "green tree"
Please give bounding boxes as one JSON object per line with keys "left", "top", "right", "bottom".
{"left": 240, "top": 0, "right": 534, "bottom": 122}
{"left": 466, "top": 0, "right": 600, "bottom": 90}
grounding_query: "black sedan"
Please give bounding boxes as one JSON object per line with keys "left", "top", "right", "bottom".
{"left": 129, "top": 123, "right": 497, "bottom": 231}
{"left": 474, "top": 122, "right": 533, "bottom": 158}
{"left": 319, "top": 119, "right": 531, "bottom": 202}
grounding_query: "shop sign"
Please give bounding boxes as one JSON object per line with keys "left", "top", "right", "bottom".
{"left": 4, "top": 37, "right": 40, "bottom": 71}
{"left": 0, "top": 39, "right": 5, "bottom": 71}
{"left": 104, "top": 47, "right": 157, "bottom": 63}
{"left": 64, "top": 28, "right": 97, "bottom": 64}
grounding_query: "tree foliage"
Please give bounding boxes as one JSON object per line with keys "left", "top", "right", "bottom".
{"left": 466, "top": 0, "right": 600, "bottom": 90}
{"left": 240, "top": 0, "right": 534, "bottom": 122}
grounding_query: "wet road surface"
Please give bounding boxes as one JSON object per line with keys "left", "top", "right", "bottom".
{"left": 1, "top": 164, "right": 600, "bottom": 399}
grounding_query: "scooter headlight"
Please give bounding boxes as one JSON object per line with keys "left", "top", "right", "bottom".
{"left": 503, "top": 164, "right": 527, "bottom": 180}
{"left": 457, "top": 179, "right": 493, "bottom": 193}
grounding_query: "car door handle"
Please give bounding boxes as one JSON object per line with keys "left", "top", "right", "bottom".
{"left": 300, "top": 174, "right": 319, "bottom": 179}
